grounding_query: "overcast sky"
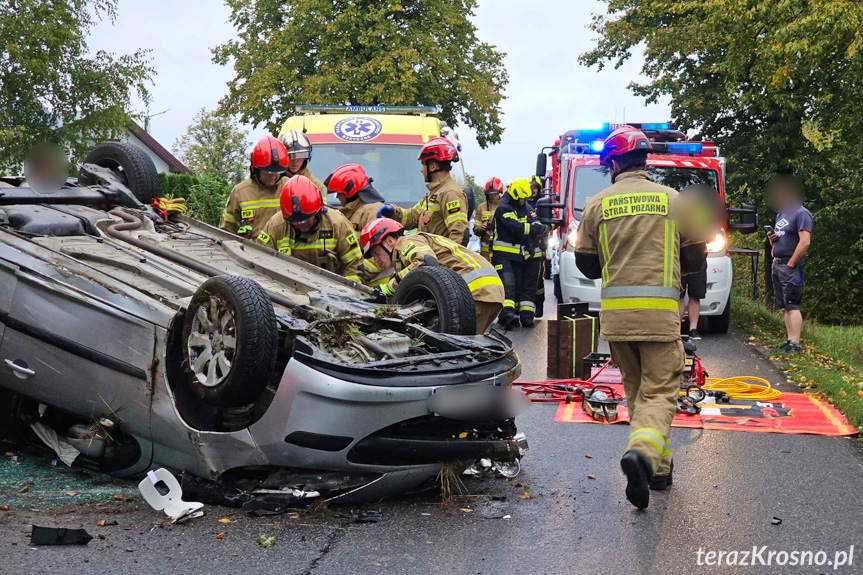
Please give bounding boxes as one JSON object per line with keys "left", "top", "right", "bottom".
{"left": 88, "top": 0, "right": 670, "bottom": 183}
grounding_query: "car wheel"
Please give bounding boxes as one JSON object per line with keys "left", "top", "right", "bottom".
{"left": 393, "top": 266, "right": 477, "bottom": 335}
{"left": 707, "top": 296, "right": 731, "bottom": 333}
{"left": 78, "top": 142, "right": 161, "bottom": 204}
{"left": 182, "top": 275, "right": 277, "bottom": 407}
{"left": 553, "top": 273, "right": 563, "bottom": 302}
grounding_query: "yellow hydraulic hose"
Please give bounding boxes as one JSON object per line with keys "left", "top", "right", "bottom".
{"left": 701, "top": 376, "right": 782, "bottom": 401}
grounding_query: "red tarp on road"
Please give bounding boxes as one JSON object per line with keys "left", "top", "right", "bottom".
{"left": 553, "top": 384, "right": 856, "bottom": 436}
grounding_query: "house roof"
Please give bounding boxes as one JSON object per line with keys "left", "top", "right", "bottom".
{"left": 127, "top": 120, "right": 191, "bottom": 174}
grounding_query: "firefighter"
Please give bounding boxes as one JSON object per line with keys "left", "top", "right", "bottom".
{"left": 360, "top": 218, "right": 504, "bottom": 334}
{"left": 324, "top": 163, "right": 389, "bottom": 286}
{"left": 280, "top": 129, "right": 326, "bottom": 198}
{"left": 528, "top": 175, "right": 548, "bottom": 318}
{"left": 220, "top": 135, "right": 289, "bottom": 238}
{"left": 474, "top": 177, "right": 503, "bottom": 260}
{"left": 256, "top": 175, "right": 362, "bottom": 283}
{"left": 376, "top": 137, "right": 468, "bottom": 244}
{"left": 492, "top": 179, "right": 547, "bottom": 329}
{"left": 574, "top": 125, "right": 708, "bottom": 509}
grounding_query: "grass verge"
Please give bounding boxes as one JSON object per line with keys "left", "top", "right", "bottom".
{"left": 730, "top": 293, "right": 863, "bottom": 432}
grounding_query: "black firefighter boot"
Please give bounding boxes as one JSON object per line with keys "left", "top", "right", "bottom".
{"left": 650, "top": 459, "right": 673, "bottom": 491}
{"left": 620, "top": 450, "right": 653, "bottom": 509}
{"left": 519, "top": 311, "right": 535, "bottom": 328}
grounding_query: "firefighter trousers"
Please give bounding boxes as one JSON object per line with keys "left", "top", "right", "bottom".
{"left": 535, "top": 258, "right": 546, "bottom": 318}
{"left": 475, "top": 301, "right": 503, "bottom": 334}
{"left": 495, "top": 257, "right": 541, "bottom": 323}
{"left": 608, "top": 339, "right": 684, "bottom": 475}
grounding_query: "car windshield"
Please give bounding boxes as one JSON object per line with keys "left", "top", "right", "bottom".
{"left": 311, "top": 143, "right": 427, "bottom": 207}
{"left": 570, "top": 165, "right": 720, "bottom": 216}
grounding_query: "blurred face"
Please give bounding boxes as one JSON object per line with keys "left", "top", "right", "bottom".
{"left": 488, "top": 192, "right": 500, "bottom": 203}
{"left": 518, "top": 197, "right": 527, "bottom": 206}
{"left": 288, "top": 158, "right": 305, "bottom": 173}
{"left": 336, "top": 192, "right": 348, "bottom": 205}
{"left": 766, "top": 176, "right": 803, "bottom": 212}
{"left": 24, "top": 143, "right": 68, "bottom": 194}
{"left": 259, "top": 171, "right": 281, "bottom": 187}
{"left": 420, "top": 161, "right": 430, "bottom": 182}
{"left": 290, "top": 214, "right": 317, "bottom": 233}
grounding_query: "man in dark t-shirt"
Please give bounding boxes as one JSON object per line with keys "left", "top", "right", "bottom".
{"left": 766, "top": 176, "right": 812, "bottom": 354}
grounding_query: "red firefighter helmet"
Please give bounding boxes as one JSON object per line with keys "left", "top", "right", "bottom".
{"left": 417, "top": 137, "right": 459, "bottom": 163}
{"left": 323, "top": 164, "right": 369, "bottom": 198}
{"left": 599, "top": 125, "right": 652, "bottom": 167}
{"left": 251, "top": 135, "right": 289, "bottom": 173}
{"left": 484, "top": 177, "right": 503, "bottom": 194}
{"left": 360, "top": 217, "right": 404, "bottom": 258}
{"left": 280, "top": 175, "right": 323, "bottom": 223}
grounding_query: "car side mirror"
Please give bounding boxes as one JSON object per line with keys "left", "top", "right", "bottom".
{"left": 726, "top": 202, "right": 757, "bottom": 234}
{"left": 535, "top": 153, "right": 548, "bottom": 179}
{"left": 535, "top": 196, "right": 565, "bottom": 228}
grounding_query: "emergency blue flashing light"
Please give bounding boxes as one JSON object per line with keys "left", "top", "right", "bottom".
{"left": 578, "top": 122, "right": 607, "bottom": 131}
{"left": 666, "top": 142, "right": 703, "bottom": 154}
{"left": 296, "top": 105, "right": 441, "bottom": 115}
{"left": 641, "top": 122, "right": 671, "bottom": 130}
{"left": 589, "top": 141, "right": 605, "bottom": 152}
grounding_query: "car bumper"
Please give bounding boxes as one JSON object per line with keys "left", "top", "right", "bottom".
{"left": 557, "top": 251, "right": 731, "bottom": 316}
{"left": 151, "top": 353, "right": 523, "bottom": 502}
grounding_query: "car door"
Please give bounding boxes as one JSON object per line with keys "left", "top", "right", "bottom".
{"left": 0, "top": 250, "right": 155, "bottom": 457}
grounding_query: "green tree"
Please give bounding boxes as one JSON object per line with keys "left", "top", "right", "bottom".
{"left": 580, "top": 0, "right": 863, "bottom": 209}
{"left": 173, "top": 108, "right": 249, "bottom": 184}
{"left": 213, "top": 0, "right": 508, "bottom": 147}
{"left": 581, "top": 0, "right": 863, "bottom": 323}
{"left": 0, "top": 0, "right": 153, "bottom": 170}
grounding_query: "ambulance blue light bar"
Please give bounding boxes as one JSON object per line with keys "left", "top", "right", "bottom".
{"left": 296, "top": 105, "right": 441, "bottom": 115}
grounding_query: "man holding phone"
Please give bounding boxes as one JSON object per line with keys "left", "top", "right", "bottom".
{"left": 766, "top": 175, "right": 812, "bottom": 354}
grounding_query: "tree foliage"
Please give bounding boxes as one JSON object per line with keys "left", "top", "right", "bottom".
{"left": 173, "top": 108, "right": 249, "bottom": 184}
{"left": 581, "top": 1, "right": 863, "bottom": 323}
{"left": 580, "top": 0, "right": 863, "bottom": 209}
{"left": 0, "top": 0, "right": 153, "bottom": 170}
{"left": 213, "top": 0, "right": 508, "bottom": 147}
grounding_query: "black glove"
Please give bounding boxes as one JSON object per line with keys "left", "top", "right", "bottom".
{"left": 368, "top": 286, "right": 388, "bottom": 304}
{"left": 530, "top": 222, "right": 548, "bottom": 237}
{"left": 376, "top": 204, "right": 396, "bottom": 219}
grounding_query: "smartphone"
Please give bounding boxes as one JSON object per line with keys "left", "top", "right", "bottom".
{"left": 764, "top": 225, "right": 774, "bottom": 234}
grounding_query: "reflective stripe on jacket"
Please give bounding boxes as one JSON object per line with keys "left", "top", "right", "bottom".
{"left": 255, "top": 208, "right": 362, "bottom": 283}
{"left": 574, "top": 170, "right": 692, "bottom": 342}
{"left": 385, "top": 232, "right": 504, "bottom": 304}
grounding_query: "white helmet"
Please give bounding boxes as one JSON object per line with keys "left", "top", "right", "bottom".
{"left": 280, "top": 129, "right": 312, "bottom": 160}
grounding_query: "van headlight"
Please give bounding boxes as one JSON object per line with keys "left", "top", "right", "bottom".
{"left": 706, "top": 232, "right": 726, "bottom": 253}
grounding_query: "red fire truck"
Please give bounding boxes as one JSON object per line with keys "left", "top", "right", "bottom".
{"left": 536, "top": 122, "right": 754, "bottom": 333}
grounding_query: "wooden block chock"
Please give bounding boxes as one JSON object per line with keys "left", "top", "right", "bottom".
{"left": 546, "top": 302, "right": 599, "bottom": 379}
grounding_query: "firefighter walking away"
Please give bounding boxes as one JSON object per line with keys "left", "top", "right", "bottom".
{"left": 574, "top": 125, "right": 708, "bottom": 509}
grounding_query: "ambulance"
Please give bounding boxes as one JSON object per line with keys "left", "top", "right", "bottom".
{"left": 536, "top": 122, "right": 755, "bottom": 333}
{"left": 279, "top": 105, "right": 469, "bottom": 209}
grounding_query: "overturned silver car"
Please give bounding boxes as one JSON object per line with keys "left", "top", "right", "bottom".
{"left": 0, "top": 143, "right": 525, "bottom": 504}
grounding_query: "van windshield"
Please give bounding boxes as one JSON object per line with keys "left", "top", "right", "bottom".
{"left": 570, "top": 165, "right": 720, "bottom": 216}
{"left": 311, "top": 144, "right": 426, "bottom": 207}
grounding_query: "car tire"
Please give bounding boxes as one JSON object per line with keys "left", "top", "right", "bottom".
{"left": 182, "top": 275, "right": 277, "bottom": 407}
{"left": 707, "top": 296, "right": 731, "bottom": 333}
{"left": 78, "top": 142, "right": 161, "bottom": 204}
{"left": 553, "top": 273, "right": 563, "bottom": 302}
{"left": 393, "top": 266, "right": 477, "bottom": 335}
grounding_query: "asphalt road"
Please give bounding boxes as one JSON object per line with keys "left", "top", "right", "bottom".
{"left": 2, "top": 284, "right": 862, "bottom": 575}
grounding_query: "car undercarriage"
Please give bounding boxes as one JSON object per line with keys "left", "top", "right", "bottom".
{"left": 0, "top": 144, "right": 526, "bottom": 504}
